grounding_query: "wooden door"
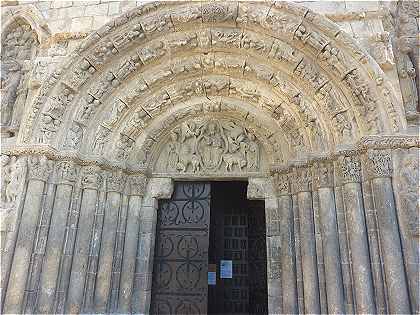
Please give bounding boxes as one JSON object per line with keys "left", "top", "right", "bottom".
{"left": 150, "top": 182, "right": 211, "bottom": 315}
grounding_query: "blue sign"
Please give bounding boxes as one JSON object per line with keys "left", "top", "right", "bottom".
{"left": 220, "top": 260, "right": 232, "bottom": 279}
{"left": 208, "top": 271, "right": 216, "bottom": 285}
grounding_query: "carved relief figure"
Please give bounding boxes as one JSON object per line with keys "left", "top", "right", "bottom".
{"left": 159, "top": 118, "right": 261, "bottom": 174}
{"left": 1, "top": 20, "right": 39, "bottom": 136}
{"left": 1, "top": 155, "right": 24, "bottom": 206}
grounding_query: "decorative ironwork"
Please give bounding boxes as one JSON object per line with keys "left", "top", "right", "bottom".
{"left": 151, "top": 182, "right": 210, "bottom": 315}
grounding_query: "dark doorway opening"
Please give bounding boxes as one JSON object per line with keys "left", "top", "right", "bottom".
{"left": 150, "top": 181, "right": 267, "bottom": 315}
{"left": 208, "top": 181, "right": 268, "bottom": 315}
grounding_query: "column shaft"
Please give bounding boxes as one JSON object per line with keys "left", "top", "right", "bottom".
{"left": 132, "top": 202, "right": 157, "bottom": 314}
{"left": 37, "top": 184, "right": 73, "bottom": 313}
{"left": 65, "top": 188, "right": 98, "bottom": 314}
{"left": 119, "top": 195, "right": 142, "bottom": 312}
{"left": 24, "top": 181, "right": 56, "bottom": 313}
{"left": 318, "top": 187, "right": 345, "bottom": 314}
{"left": 334, "top": 185, "right": 354, "bottom": 313}
{"left": 278, "top": 194, "right": 298, "bottom": 313}
{"left": 372, "top": 177, "right": 411, "bottom": 314}
{"left": 94, "top": 191, "right": 121, "bottom": 312}
{"left": 292, "top": 194, "right": 304, "bottom": 313}
{"left": 342, "top": 182, "right": 376, "bottom": 313}
{"left": 3, "top": 179, "right": 46, "bottom": 314}
{"left": 361, "top": 180, "right": 387, "bottom": 313}
{"left": 109, "top": 194, "right": 129, "bottom": 311}
{"left": 297, "top": 190, "right": 320, "bottom": 313}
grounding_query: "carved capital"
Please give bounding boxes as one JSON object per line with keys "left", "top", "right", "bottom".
{"left": 81, "top": 166, "right": 102, "bottom": 189}
{"left": 338, "top": 155, "right": 362, "bottom": 183}
{"left": 106, "top": 170, "right": 126, "bottom": 192}
{"left": 272, "top": 172, "right": 291, "bottom": 196}
{"left": 313, "top": 161, "right": 334, "bottom": 188}
{"left": 292, "top": 166, "right": 312, "bottom": 193}
{"left": 366, "top": 149, "right": 392, "bottom": 178}
{"left": 55, "top": 161, "right": 79, "bottom": 184}
{"left": 247, "top": 178, "right": 267, "bottom": 200}
{"left": 150, "top": 177, "right": 173, "bottom": 199}
{"left": 28, "top": 155, "right": 54, "bottom": 181}
{"left": 126, "top": 174, "right": 147, "bottom": 196}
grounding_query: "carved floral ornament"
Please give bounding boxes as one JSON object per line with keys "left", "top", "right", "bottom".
{"left": 23, "top": 1, "right": 403, "bottom": 155}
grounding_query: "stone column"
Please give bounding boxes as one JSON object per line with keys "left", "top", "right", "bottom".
{"left": 293, "top": 166, "right": 320, "bottom": 314}
{"left": 392, "top": 147, "right": 419, "bottom": 314}
{"left": 65, "top": 166, "right": 102, "bottom": 314}
{"left": 334, "top": 185, "right": 354, "bottom": 313}
{"left": 118, "top": 175, "right": 147, "bottom": 313}
{"left": 0, "top": 155, "right": 27, "bottom": 311}
{"left": 314, "top": 162, "right": 345, "bottom": 314}
{"left": 366, "top": 149, "right": 411, "bottom": 314}
{"left": 36, "top": 161, "right": 78, "bottom": 314}
{"left": 3, "top": 155, "right": 53, "bottom": 314}
{"left": 131, "top": 178, "right": 173, "bottom": 314}
{"left": 338, "top": 155, "right": 376, "bottom": 314}
{"left": 274, "top": 172, "right": 298, "bottom": 314}
{"left": 361, "top": 178, "right": 387, "bottom": 313}
{"left": 94, "top": 171, "right": 126, "bottom": 313}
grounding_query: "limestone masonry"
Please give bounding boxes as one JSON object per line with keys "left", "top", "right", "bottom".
{"left": 1, "top": 1, "right": 419, "bottom": 314}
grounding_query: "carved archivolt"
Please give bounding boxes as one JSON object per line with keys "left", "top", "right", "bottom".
{"left": 15, "top": 1, "right": 407, "bottom": 169}
{"left": 154, "top": 117, "right": 262, "bottom": 175}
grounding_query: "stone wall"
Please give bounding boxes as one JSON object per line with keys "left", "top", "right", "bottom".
{"left": 1, "top": 1, "right": 419, "bottom": 314}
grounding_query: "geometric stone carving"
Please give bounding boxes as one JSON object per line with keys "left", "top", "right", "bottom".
{"left": 155, "top": 117, "right": 262, "bottom": 174}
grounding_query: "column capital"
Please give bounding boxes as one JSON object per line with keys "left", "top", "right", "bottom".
{"left": 54, "top": 161, "right": 79, "bottom": 185}
{"left": 126, "top": 174, "right": 147, "bottom": 196}
{"left": 106, "top": 170, "right": 126, "bottom": 192}
{"left": 313, "top": 161, "right": 334, "bottom": 189}
{"left": 365, "top": 149, "right": 392, "bottom": 179}
{"left": 80, "top": 166, "right": 103, "bottom": 189}
{"left": 272, "top": 172, "right": 291, "bottom": 196}
{"left": 292, "top": 166, "right": 312, "bottom": 193}
{"left": 27, "top": 155, "right": 54, "bottom": 181}
{"left": 337, "top": 155, "right": 362, "bottom": 184}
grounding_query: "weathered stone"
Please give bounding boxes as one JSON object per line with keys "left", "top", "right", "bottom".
{"left": 0, "top": 1, "right": 418, "bottom": 314}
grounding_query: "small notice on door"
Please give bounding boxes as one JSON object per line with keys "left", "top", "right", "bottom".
{"left": 208, "top": 271, "right": 216, "bottom": 285}
{"left": 220, "top": 260, "right": 232, "bottom": 278}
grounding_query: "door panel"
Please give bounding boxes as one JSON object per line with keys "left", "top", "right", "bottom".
{"left": 151, "top": 182, "right": 210, "bottom": 315}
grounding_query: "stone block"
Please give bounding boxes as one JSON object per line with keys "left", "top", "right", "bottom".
{"left": 84, "top": 3, "right": 108, "bottom": 16}
{"left": 108, "top": 1, "right": 120, "bottom": 15}
{"left": 57, "top": 6, "right": 85, "bottom": 19}
{"left": 92, "top": 15, "right": 111, "bottom": 29}
{"left": 51, "top": 1, "right": 72, "bottom": 9}
{"left": 70, "top": 16, "right": 93, "bottom": 32}
{"left": 48, "top": 18, "right": 69, "bottom": 32}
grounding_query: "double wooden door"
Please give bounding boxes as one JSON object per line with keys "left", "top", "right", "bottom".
{"left": 150, "top": 181, "right": 267, "bottom": 315}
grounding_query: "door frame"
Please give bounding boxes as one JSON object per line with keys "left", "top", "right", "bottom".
{"left": 136, "top": 176, "right": 277, "bottom": 314}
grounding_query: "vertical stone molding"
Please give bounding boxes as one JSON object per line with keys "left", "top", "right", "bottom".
{"left": 338, "top": 154, "right": 376, "bottom": 314}
{"left": 93, "top": 170, "right": 126, "bottom": 313}
{"left": 65, "top": 166, "right": 102, "bottom": 314}
{"left": 36, "top": 161, "right": 79, "bottom": 314}
{"left": 0, "top": 155, "right": 27, "bottom": 310}
{"left": 132, "top": 177, "right": 173, "bottom": 314}
{"left": 3, "top": 155, "right": 53, "bottom": 314}
{"left": 118, "top": 174, "right": 147, "bottom": 313}
{"left": 273, "top": 172, "right": 298, "bottom": 314}
{"left": 366, "top": 150, "right": 411, "bottom": 314}
{"left": 392, "top": 147, "right": 419, "bottom": 314}
{"left": 333, "top": 184, "right": 355, "bottom": 313}
{"left": 313, "top": 162, "right": 345, "bottom": 314}
{"left": 360, "top": 177, "right": 387, "bottom": 314}
{"left": 292, "top": 166, "right": 321, "bottom": 314}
